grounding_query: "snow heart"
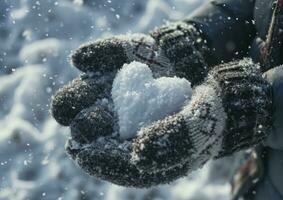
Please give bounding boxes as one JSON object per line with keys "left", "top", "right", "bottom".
{"left": 111, "top": 61, "right": 192, "bottom": 140}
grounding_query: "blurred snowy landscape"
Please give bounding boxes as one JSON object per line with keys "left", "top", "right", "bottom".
{"left": 0, "top": 0, "right": 239, "bottom": 199}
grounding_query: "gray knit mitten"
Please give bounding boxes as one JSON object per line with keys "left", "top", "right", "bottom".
{"left": 52, "top": 21, "right": 210, "bottom": 127}
{"left": 71, "top": 21, "right": 210, "bottom": 84}
{"left": 132, "top": 58, "right": 272, "bottom": 172}
{"left": 51, "top": 21, "right": 212, "bottom": 187}
{"left": 51, "top": 20, "right": 271, "bottom": 187}
{"left": 51, "top": 58, "right": 271, "bottom": 188}
{"left": 52, "top": 21, "right": 212, "bottom": 129}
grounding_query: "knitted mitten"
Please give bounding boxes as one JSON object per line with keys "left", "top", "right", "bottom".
{"left": 51, "top": 18, "right": 271, "bottom": 187}
{"left": 52, "top": 21, "right": 209, "bottom": 127}
{"left": 71, "top": 21, "right": 209, "bottom": 84}
{"left": 53, "top": 59, "right": 272, "bottom": 188}
{"left": 50, "top": 20, "right": 213, "bottom": 188}
{"left": 65, "top": 135, "right": 195, "bottom": 188}
{"left": 131, "top": 58, "right": 272, "bottom": 172}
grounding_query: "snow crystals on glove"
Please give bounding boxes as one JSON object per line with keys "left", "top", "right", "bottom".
{"left": 111, "top": 61, "right": 192, "bottom": 140}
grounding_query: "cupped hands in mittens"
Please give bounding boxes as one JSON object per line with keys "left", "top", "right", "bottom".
{"left": 51, "top": 60, "right": 197, "bottom": 188}
{"left": 51, "top": 22, "right": 213, "bottom": 187}
{"left": 51, "top": 22, "right": 272, "bottom": 188}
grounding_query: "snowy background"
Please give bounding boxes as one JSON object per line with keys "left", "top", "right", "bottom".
{"left": 0, "top": 0, "right": 240, "bottom": 199}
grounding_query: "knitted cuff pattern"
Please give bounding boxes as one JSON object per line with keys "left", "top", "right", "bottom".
{"left": 132, "top": 58, "right": 272, "bottom": 171}
{"left": 210, "top": 59, "right": 273, "bottom": 157}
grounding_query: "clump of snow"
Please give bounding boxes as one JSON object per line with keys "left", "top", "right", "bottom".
{"left": 111, "top": 61, "right": 192, "bottom": 140}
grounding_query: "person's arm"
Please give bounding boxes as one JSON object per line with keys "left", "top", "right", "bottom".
{"left": 185, "top": 0, "right": 256, "bottom": 64}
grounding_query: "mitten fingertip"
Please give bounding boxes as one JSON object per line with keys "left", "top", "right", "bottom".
{"left": 70, "top": 38, "right": 129, "bottom": 73}
{"left": 70, "top": 105, "right": 114, "bottom": 144}
{"left": 50, "top": 77, "right": 101, "bottom": 126}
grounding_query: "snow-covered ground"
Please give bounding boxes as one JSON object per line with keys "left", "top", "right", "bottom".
{"left": 0, "top": 0, "right": 238, "bottom": 199}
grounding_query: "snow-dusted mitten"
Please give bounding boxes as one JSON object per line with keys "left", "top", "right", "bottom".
{"left": 65, "top": 135, "right": 194, "bottom": 188}
{"left": 53, "top": 21, "right": 210, "bottom": 128}
{"left": 50, "top": 20, "right": 213, "bottom": 187}
{"left": 53, "top": 73, "right": 194, "bottom": 187}
{"left": 71, "top": 21, "right": 210, "bottom": 86}
{"left": 52, "top": 20, "right": 211, "bottom": 128}
{"left": 51, "top": 73, "right": 113, "bottom": 126}
{"left": 50, "top": 17, "right": 269, "bottom": 187}
{"left": 131, "top": 58, "right": 272, "bottom": 172}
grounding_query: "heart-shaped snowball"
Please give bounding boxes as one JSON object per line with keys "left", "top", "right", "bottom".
{"left": 111, "top": 61, "right": 192, "bottom": 140}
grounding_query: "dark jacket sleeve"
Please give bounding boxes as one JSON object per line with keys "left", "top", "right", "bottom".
{"left": 186, "top": 0, "right": 256, "bottom": 64}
